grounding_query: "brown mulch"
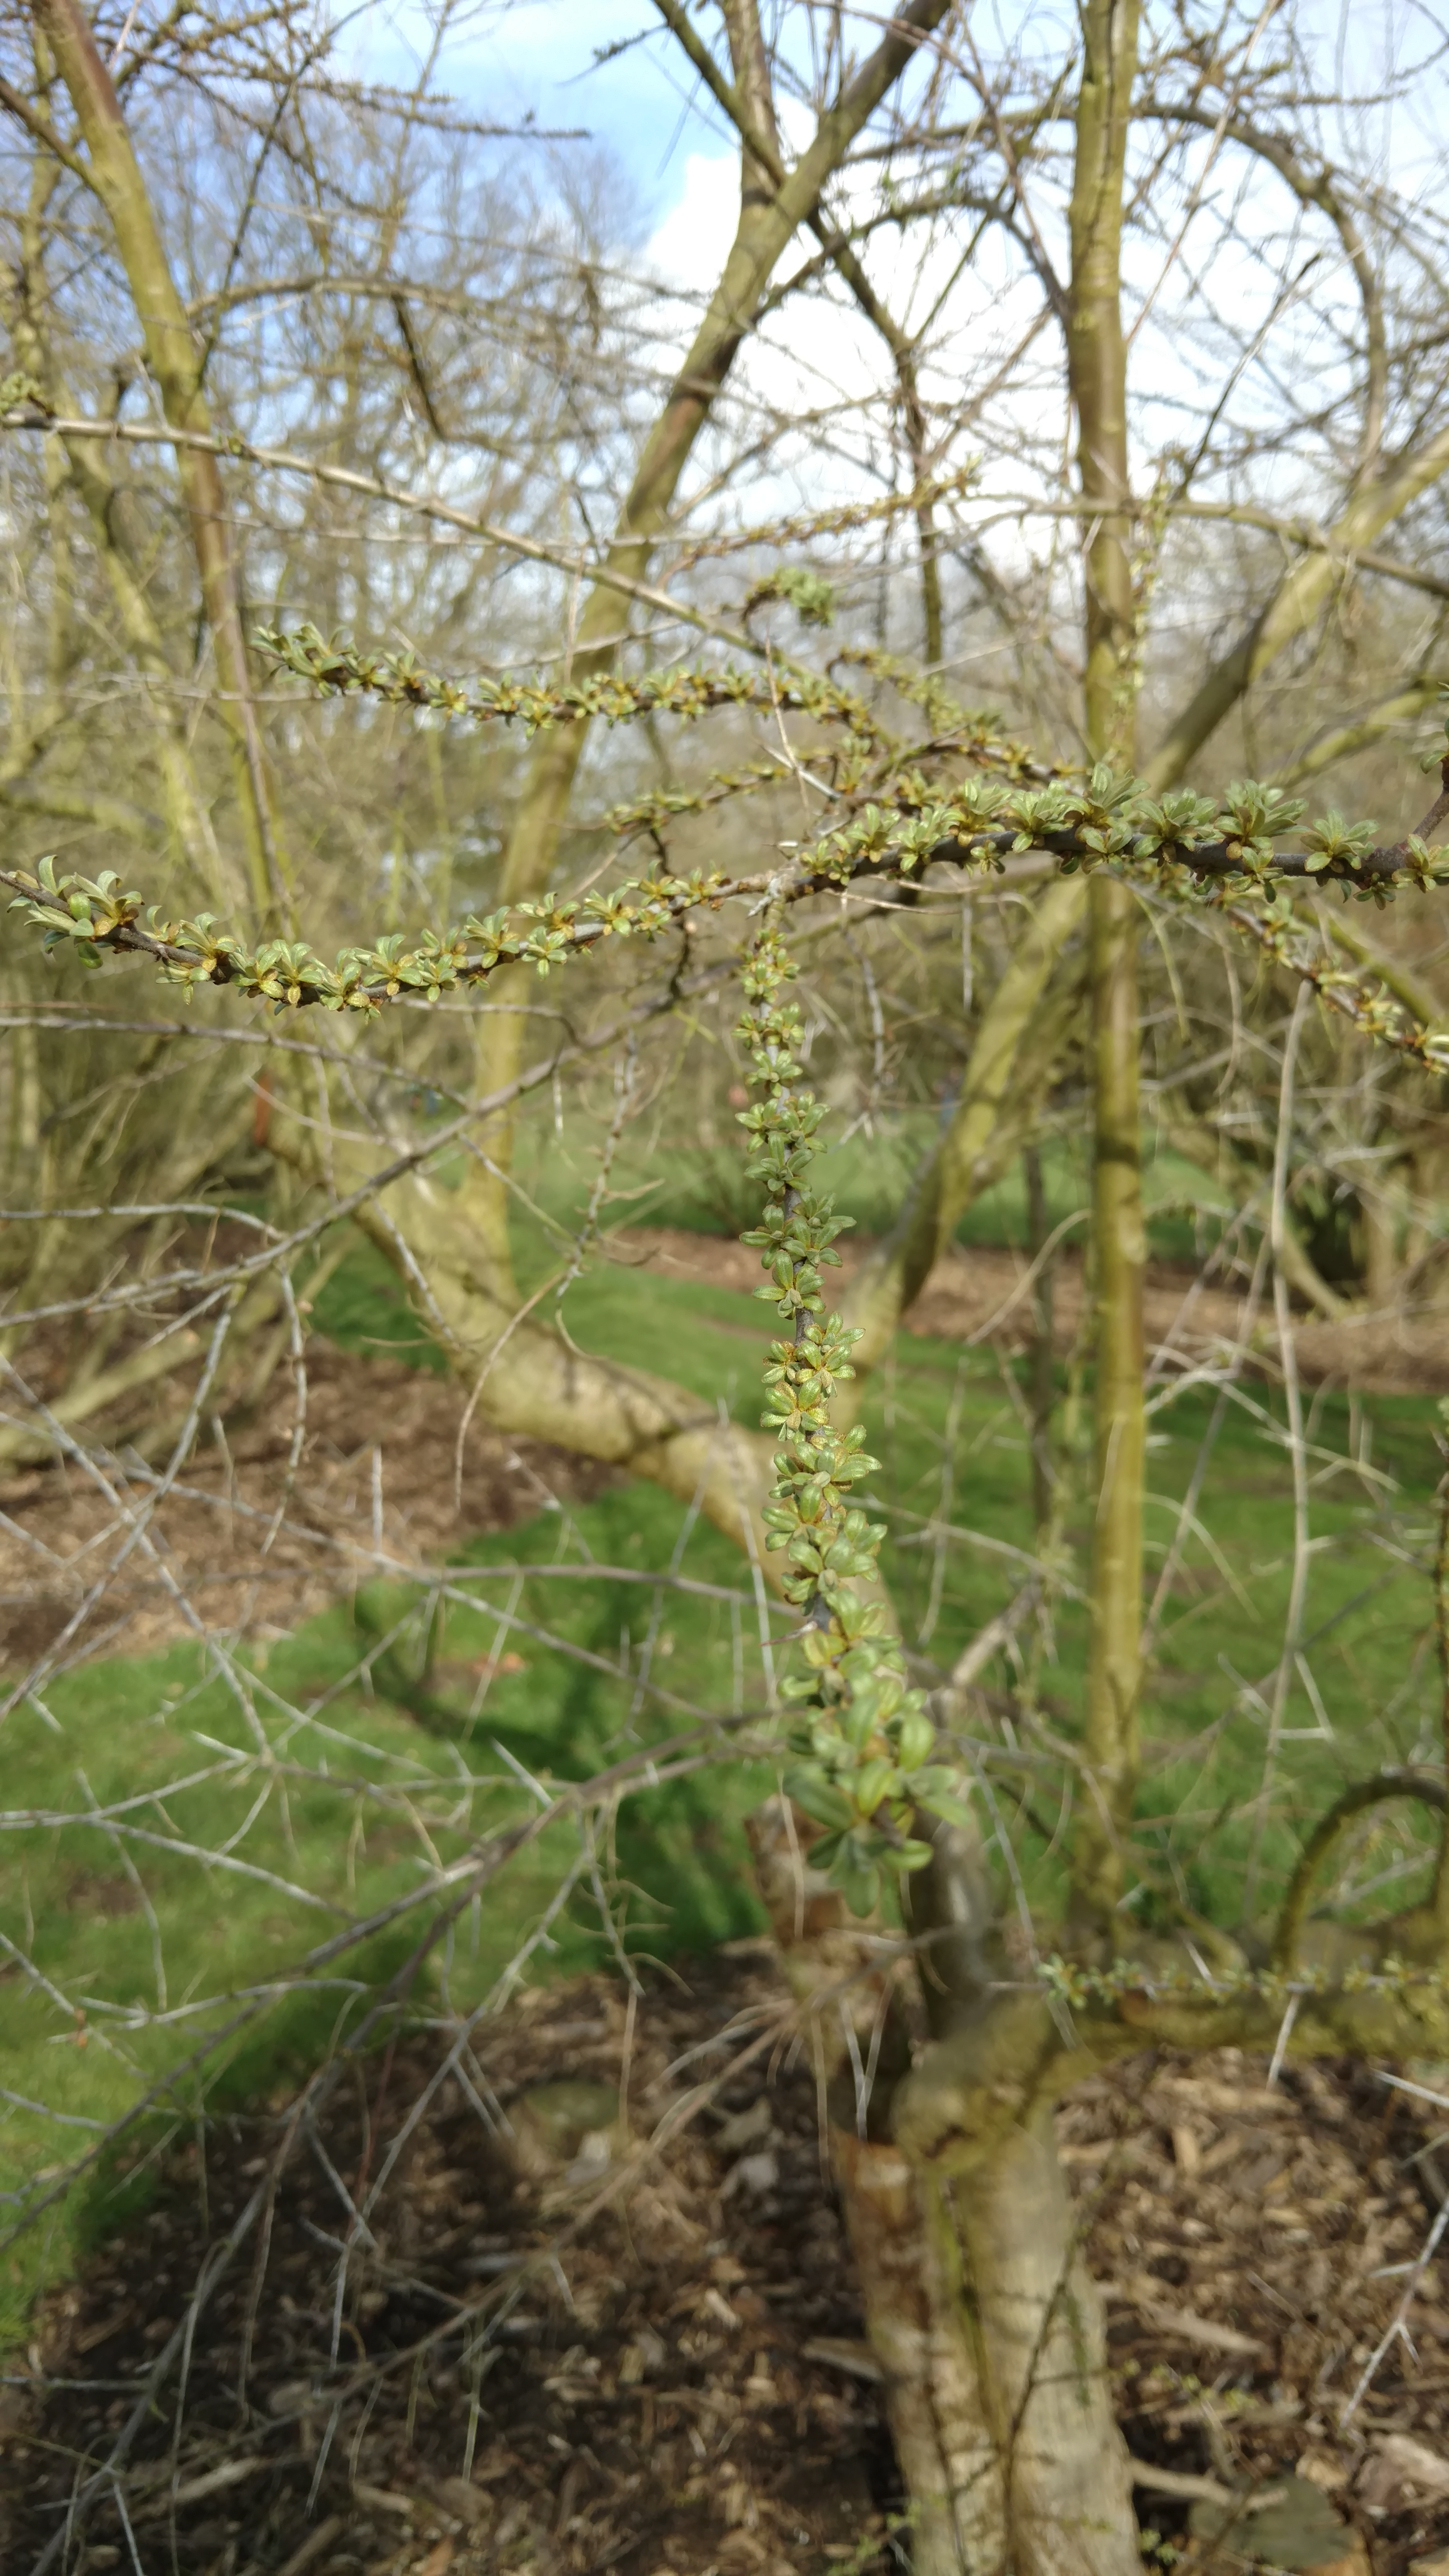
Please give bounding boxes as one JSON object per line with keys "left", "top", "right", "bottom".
{"left": 0, "top": 1343, "right": 617, "bottom": 1666}
{"left": 1066, "top": 2051, "right": 1449, "bottom": 2571}
{"left": 9, "top": 1951, "right": 1449, "bottom": 2575}
{"left": 621, "top": 1226, "right": 1449, "bottom": 1396}
{"left": 1, "top": 1950, "right": 894, "bottom": 2576}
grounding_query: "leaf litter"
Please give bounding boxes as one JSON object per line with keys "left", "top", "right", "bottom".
{"left": 8, "top": 1956, "right": 1449, "bottom": 2573}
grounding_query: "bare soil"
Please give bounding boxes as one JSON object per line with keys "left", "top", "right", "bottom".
{"left": 621, "top": 1227, "right": 1449, "bottom": 1396}
{"left": 0, "top": 1343, "right": 616, "bottom": 1666}
{"left": 8, "top": 1951, "right": 1449, "bottom": 2576}
{"left": 1, "top": 1220, "right": 1442, "bottom": 1679}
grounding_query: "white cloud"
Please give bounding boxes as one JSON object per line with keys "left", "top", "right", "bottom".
{"left": 644, "top": 150, "right": 739, "bottom": 292}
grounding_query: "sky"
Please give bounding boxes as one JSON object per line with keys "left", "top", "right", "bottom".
{"left": 345, "top": 1, "right": 731, "bottom": 223}
{"left": 339, "top": 2, "right": 1038, "bottom": 474}
{"left": 344, "top": 0, "right": 1449, "bottom": 278}
{"left": 324, "top": 3, "right": 1445, "bottom": 572}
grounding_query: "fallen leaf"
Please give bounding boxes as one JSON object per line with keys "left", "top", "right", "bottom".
{"left": 470, "top": 2444, "right": 518, "bottom": 2484}
{"left": 561, "top": 2127, "right": 614, "bottom": 2188}
{"left": 714, "top": 2098, "right": 774, "bottom": 2155}
{"left": 1188, "top": 2474, "right": 1356, "bottom": 2570}
{"left": 433, "top": 2477, "right": 490, "bottom": 2529}
{"left": 1296, "top": 2451, "right": 1349, "bottom": 2494}
{"left": 1359, "top": 2431, "right": 1449, "bottom": 2511}
{"left": 619, "top": 2324, "right": 667, "bottom": 2381}
{"left": 509, "top": 2079, "right": 620, "bottom": 2178}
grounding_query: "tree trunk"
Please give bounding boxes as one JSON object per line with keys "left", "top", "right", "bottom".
{"left": 1023, "top": 1144, "right": 1055, "bottom": 1533}
{"left": 834, "top": 2137, "right": 1006, "bottom": 2576}
{"left": 952, "top": 2106, "right": 1139, "bottom": 2576}
{"left": 747, "top": 1800, "right": 1005, "bottom": 2576}
{"left": 1068, "top": 0, "right": 1146, "bottom": 1949}
{"left": 1, "top": 48, "right": 228, "bottom": 905}
{"left": 1077, "top": 867, "right": 1145, "bottom": 1929}
{"left": 754, "top": 1794, "right": 1144, "bottom": 2574}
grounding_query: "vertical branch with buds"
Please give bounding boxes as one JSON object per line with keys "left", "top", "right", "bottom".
{"left": 1068, "top": 0, "right": 1146, "bottom": 1939}
{"left": 468, "top": 0, "right": 954, "bottom": 1287}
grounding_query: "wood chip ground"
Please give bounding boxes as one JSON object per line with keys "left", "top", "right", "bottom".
{"left": 9, "top": 1955, "right": 1449, "bottom": 2573}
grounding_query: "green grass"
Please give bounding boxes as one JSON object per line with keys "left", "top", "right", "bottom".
{"left": 0, "top": 1474, "right": 776, "bottom": 2341}
{"left": 519, "top": 1251, "right": 1445, "bottom": 1930}
{"left": 3, "top": 1200, "right": 1443, "bottom": 2340}
{"left": 300, "top": 1225, "right": 1445, "bottom": 1938}
{"left": 414, "top": 1105, "right": 1235, "bottom": 1267}
{"left": 848, "top": 1332, "right": 1443, "bottom": 1931}
{"left": 304, "top": 1220, "right": 1445, "bottom": 1931}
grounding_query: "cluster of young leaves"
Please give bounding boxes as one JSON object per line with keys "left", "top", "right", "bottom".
{"left": 783, "top": 759, "right": 1449, "bottom": 900}
{"left": 258, "top": 620, "right": 891, "bottom": 749}
{"left": 600, "top": 700, "right": 1040, "bottom": 851}
{"left": 0, "top": 370, "right": 45, "bottom": 415}
{"left": 603, "top": 757, "right": 784, "bottom": 844}
{"left": 10, "top": 774, "right": 1449, "bottom": 1093}
{"left": 259, "top": 625, "right": 1052, "bottom": 859}
{"left": 258, "top": 618, "right": 1449, "bottom": 905}
{"left": 2, "top": 856, "right": 725, "bottom": 1013}
{"left": 1038, "top": 1944, "right": 1444, "bottom": 2013}
{"left": 742, "top": 564, "right": 837, "bottom": 628}
{"left": 736, "top": 922, "right": 968, "bottom": 1916}
{"left": 1225, "top": 886, "right": 1449, "bottom": 1073}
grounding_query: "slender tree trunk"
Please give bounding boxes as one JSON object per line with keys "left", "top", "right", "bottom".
{"left": 953, "top": 2105, "right": 1138, "bottom": 2576}
{"left": 1023, "top": 1144, "right": 1055, "bottom": 1533}
{"left": 1068, "top": 0, "right": 1145, "bottom": 1940}
{"left": 1078, "top": 869, "right": 1144, "bottom": 1925}
{"left": 2, "top": 49, "right": 228, "bottom": 903}
{"left": 891, "top": 1826, "right": 1141, "bottom": 2575}
{"left": 1362, "top": 1178, "right": 1400, "bottom": 1311}
{"left": 34, "top": 0, "right": 284, "bottom": 921}
{"left": 834, "top": 2141, "right": 1006, "bottom": 2575}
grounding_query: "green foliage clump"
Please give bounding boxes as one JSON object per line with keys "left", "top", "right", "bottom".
{"left": 742, "top": 564, "right": 836, "bottom": 627}
{"left": 736, "top": 919, "right": 967, "bottom": 1914}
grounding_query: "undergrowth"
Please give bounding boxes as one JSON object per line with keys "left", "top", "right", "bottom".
{"left": 1, "top": 1229, "right": 1441, "bottom": 2342}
